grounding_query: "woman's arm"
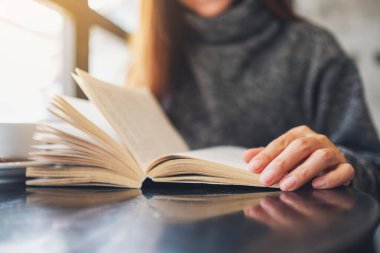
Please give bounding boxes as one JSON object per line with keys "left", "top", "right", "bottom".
{"left": 244, "top": 32, "right": 380, "bottom": 195}
{"left": 310, "top": 56, "right": 380, "bottom": 196}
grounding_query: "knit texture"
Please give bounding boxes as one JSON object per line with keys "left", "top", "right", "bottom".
{"left": 163, "top": 0, "right": 380, "bottom": 197}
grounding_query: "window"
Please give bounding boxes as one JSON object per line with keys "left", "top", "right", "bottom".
{"left": 0, "top": 0, "right": 73, "bottom": 122}
{"left": 0, "top": 0, "right": 136, "bottom": 123}
{"left": 88, "top": 0, "right": 139, "bottom": 85}
{"left": 89, "top": 26, "right": 129, "bottom": 86}
{"left": 88, "top": 0, "right": 139, "bottom": 33}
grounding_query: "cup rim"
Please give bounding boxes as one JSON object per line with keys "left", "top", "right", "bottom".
{"left": 0, "top": 123, "right": 36, "bottom": 126}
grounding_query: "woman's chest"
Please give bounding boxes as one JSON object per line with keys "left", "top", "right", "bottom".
{"left": 166, "top": 43, "right": 310, "bottom": 147}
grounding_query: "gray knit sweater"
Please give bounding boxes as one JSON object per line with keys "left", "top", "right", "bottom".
{"left": 163, "top": 0, "right": 380, "bottom": 197}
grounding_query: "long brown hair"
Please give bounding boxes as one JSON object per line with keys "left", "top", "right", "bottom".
{"left": 128, "top": 0, "right": 299, "bottom": 98}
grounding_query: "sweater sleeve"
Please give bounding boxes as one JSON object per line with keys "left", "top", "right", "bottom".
{"left": 308, "top": 34, "right": 380, "bottom": 198}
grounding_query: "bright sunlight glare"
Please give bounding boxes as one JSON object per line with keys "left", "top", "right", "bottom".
{"left": 0, "top": 0, "right": 65, "bottom": 123}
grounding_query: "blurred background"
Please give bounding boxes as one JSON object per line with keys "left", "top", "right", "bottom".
{"left": 0, "top": 0, "right": 379, "bottom": 134}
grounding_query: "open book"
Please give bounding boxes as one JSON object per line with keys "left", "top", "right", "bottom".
{"left": 27, "top": 69, "right": 278, "bottom": 189}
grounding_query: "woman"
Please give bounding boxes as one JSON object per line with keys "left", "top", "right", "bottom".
{"left": 128, "top": 0, "right": 380, "bottom": 194}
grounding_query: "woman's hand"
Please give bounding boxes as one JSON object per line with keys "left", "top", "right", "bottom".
{"left": 243, "top": 125, "right": 354, "bottom": 191}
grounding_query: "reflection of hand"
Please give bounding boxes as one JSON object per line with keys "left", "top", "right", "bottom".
{"left": 243, "top": 125, "right": 354, "bottom": 191}
{"left": 243, "top": 190, "right": 355, "bottom": 232}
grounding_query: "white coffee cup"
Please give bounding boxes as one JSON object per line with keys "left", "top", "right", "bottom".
{"left": 0, "top": 123, "right": 37, "bottom": 160}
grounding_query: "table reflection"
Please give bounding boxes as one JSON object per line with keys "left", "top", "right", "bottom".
{"left": 0, "top": 185, "right": 377, "bottom": 253}
{"left": 243, "top": 189, "right": 355, "bottom": 233}
{"left": 146, "top": 191, "right": 279, "bottom": 222}
{"left": 26, "top": 188, "right": 141, "bottom": 207}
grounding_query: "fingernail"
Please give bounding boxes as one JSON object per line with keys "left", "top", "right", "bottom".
{"left": 280, "top": 177, "right": 296, "bottom": 191}
{"left": 313, "top": 179, "right": 326, "bottom": 189}
{"left": 249, "top": 160, "right": 263, "bottom": 172}
{"left": 260, "top": 170, "right": 274, "bottom": 185}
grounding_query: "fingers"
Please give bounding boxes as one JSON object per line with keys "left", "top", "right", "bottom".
{"left": 279, "top": 148, "right": 343, "bottom": 191}
{"left": 243, "top": 147, "right": 264, "bottom": 163}
{"left": 312, "top": 163, "right": 354, "bottom": 189}
{"left": 259, "top": 136, "right": 323, "bottom": 185}
{"left": 248, "top": 125, "right": 314, "bottom": 174}
{"left": 248, "top": 132, "right": 298, "bottom": 173}
{"left": 244, "top": 125, "right": 353, "bottom": 191}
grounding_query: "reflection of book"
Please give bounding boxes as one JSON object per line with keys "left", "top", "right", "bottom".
{"left": 27, "top": 188, "right": 141, "bottom": 207}
{"left": 26, "top": 188, "right": 278, "bottom": 222}
{"left": 147, "top": 192, "right": 279, "bottom": 222}
{"left": 27, "top": 69, "right": 279, "bottom": 189}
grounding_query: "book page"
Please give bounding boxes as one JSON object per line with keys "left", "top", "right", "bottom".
{"left": 147, "top": 146, "right": 277, "bottom": 188}
{"left": 46, "top": 96, "right": 143, "bottom": 178}
{"left": 74, "top": 69, "right": 189, "bottom": 171}
{"left": 59, "top": 96, "right": 122, "bottom": 145}
{"left": 40, "top": 122, "right": 94, "bottom": 143}
{"left": 174, "top": 146, "right": 250, "bottom": 171}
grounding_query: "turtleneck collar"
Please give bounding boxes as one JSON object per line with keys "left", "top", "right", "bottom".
{"left": 182, "top": 0, "right": 279, "bottom": 44}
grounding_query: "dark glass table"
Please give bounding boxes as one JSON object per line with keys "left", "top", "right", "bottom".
{"left": 0, "top": 182, "right": 378, "bottom": 253}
